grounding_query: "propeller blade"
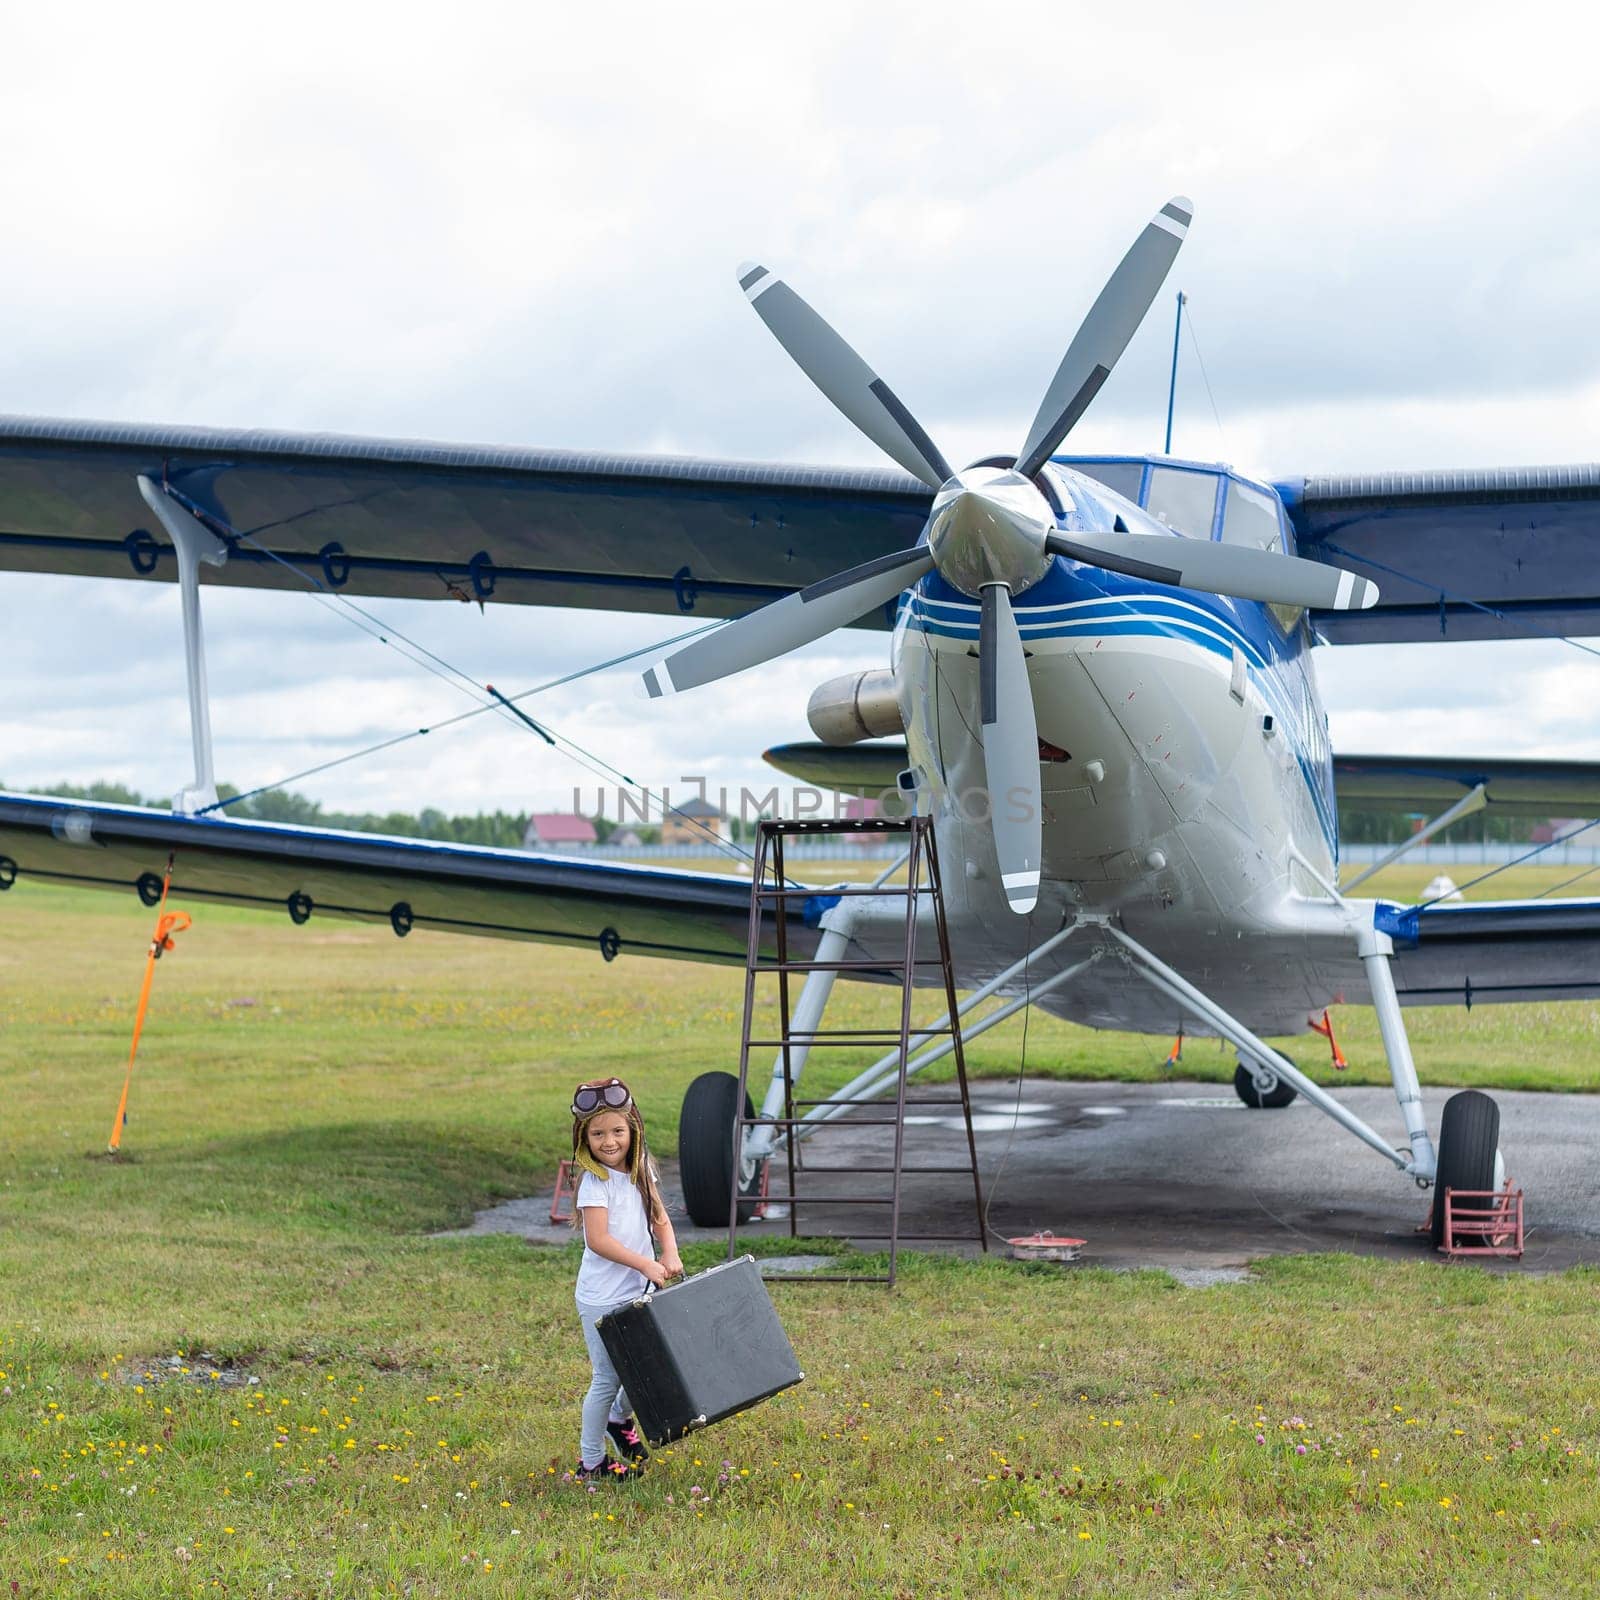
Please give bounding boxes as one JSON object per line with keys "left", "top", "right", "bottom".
{"left": 738, "top": 262, "right": 953, "bottom": 490}
{"left": 1045, "top": 531, "right": 1380, "bottom": 611}
{"left": 641, "top": 546, "right": 935, "bottom": 698}
{"left": 979, "top": 584, "right": 1042, "bottom": 915}
{"left": 1015, "top": 197, "right": 1193, "bottom": 479}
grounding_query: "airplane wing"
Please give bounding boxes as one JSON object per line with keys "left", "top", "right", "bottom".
{"left": 1277, "top": 464, "right": 1600, "bottom": 643}
{"left": 0, "top": 791, "right": 835, "bottom": 966}
{"left": 1381, "top": 898, "right": 1600, "bottom": 1005}
{"left": 1333, "top": 753, "right": 1600, "bottom": 816}
{"left": 762, "top": 741, "right": 908, "bottom": 794}
{"left": 763, "top": 745, "right": 1600, "bottom": 824}
{"left": 0, "top": 414, "right": 930, "bottom": 624}
{"left": 12, "top": 415, "right": 1598, "bottom": 648}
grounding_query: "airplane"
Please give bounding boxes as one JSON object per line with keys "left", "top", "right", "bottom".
{"left": 2, "top": 196, "right": 1597, "bottom": 1249}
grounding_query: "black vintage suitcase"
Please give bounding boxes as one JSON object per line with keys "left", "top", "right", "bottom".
{"left": 595, "top": 1256, "right": 803, "bottom": 1444}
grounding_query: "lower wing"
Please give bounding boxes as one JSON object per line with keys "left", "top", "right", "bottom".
{"left": 1380, "top": 898, "right": 1600, "bottom": 1005}
{"left": 0, "top": 791, "right": 830, "bottom": 966}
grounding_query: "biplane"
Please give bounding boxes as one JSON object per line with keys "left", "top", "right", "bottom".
{"left": 3, "top": 197, "right": 1597, "bottom": 1238}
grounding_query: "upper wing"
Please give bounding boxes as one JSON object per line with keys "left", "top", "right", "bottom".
{"left": 0, "top": 791, "right": 832, "bottom": 966}
{"left": 0, "top": 414, "right": 930, "bottom": 624}
{"left": 1334, "top": 753, "right": 1600, "bottom": 816}
{"left": 1277, "top": 464, "right": 1600, "bottom": 643}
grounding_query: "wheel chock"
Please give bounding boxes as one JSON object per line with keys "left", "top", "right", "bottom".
{"left": 1437, "top": 1182, "right": 1524, "bottom": 1260}
{"left": 550, "top": 1158, "right": 578, "bottom": 1224}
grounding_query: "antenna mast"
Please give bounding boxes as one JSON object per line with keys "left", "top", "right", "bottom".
{"left": 1163, "top": 290, "right": 1187, "bottom": 454}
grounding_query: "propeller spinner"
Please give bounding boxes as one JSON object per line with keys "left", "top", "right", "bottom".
{"left": 641, "top": 198, "right": 1378, "bottom": 914}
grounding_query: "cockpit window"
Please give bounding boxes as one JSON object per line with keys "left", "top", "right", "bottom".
{"left": 1145, "top": 467, "right": 1219, "bottom": 538}
{"left": 1221, "top": 480, "right": 1283, "bottom": 552}
{"left": 1071, "top": 462, "right": 1144, "bottom": 503}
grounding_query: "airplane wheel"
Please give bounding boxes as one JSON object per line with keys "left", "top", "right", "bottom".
{"left": 1430, "top": 1090, "right": 1501, "bottom": 1249}
{"left": 678, "top": 1071, "right": 763, "bottom": 1228}
{"left": 1233, "top": 1058, "right": 1298, "bottom": 1109}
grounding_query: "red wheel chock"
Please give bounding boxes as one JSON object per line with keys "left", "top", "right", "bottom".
{"left": 1437, "top": 1182, "right": 1524, "bottom": 1259}
{"left": 550, "top": 1158, "right": 578, "bottom": 1224}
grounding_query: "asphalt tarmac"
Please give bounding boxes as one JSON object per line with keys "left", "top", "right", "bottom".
{"left": 448, "top": 1080, "right": 1600, "bottom": 1275}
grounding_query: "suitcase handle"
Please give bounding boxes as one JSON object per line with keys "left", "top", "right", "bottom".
{"left": 627, "top": 1254, "right": 760, "bottom": 1311}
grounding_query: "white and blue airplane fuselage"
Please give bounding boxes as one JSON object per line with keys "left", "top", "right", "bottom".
{"left": 889, "top": 460, "right": 1353, "bottom": 1036}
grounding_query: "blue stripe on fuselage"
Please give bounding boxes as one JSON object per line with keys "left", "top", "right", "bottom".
{"left": 901, "top": 559, "right": 1339, "bottom": 860}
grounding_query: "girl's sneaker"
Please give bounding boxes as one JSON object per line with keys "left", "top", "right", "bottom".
{"left": 575, "top": 1457, "right": 634, "bottom": 1483}
{"left": 606, "top": 1415, "right": 650, "bottom": 1463}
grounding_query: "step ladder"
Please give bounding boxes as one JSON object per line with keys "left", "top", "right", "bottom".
{"left": 727, "top": 816, "right": 988, "bottom": 1286}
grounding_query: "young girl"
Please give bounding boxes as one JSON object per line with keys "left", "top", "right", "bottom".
{"left": 570, "top": 1076, "right": 683, "bottom": 1481}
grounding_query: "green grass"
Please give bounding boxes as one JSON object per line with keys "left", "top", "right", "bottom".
{"left": 2, "top": 877, "right": 1598, "bottom": 1596}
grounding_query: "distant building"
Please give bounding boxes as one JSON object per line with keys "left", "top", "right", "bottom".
{"left": 523, "top": 812, "right": 598, "bottom": 851}
{"left": 841, "top": 794, "right": 882, "bottom": 844}
{"left": 1531, "top": 818, "right": 1593, "bottom": 845}
{"left": 838, "top": 793, "right": 909, "bottom": 840}
{"left": 660, "top": 796, "right": 725, "bottom": 845}
{"left": 610, "top": 828, "right": 645, "bottom": 849}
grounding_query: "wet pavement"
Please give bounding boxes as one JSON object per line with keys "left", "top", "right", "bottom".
{"left": 441, "top": 1080, "right": 1600, "bottom": 1275}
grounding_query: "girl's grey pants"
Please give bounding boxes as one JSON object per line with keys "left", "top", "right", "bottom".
{"left": 576, "top": 1295, "right": 635, "bottom": 1466}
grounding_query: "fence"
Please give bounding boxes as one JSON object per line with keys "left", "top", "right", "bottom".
{"left": 1340, "top": 842, "right": 1600, "bottom": 868}
{"left": 585, "top": 840, "right": 900, "bottom": 862}
{"left": 575, "top": 839, "right": 1600, "bottom": 865}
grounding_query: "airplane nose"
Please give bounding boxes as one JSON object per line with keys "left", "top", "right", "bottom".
{"left": 927, "top": 467, "right": 1055, "bottom": 597}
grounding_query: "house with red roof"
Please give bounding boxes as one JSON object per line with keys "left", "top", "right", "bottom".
{"left": 522, "top": 812, "right": 598, "bottom": 851}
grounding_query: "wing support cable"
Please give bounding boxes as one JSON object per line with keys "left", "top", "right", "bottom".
{"left": 1341, "top": 783, "right": 1488, "bottom": 892}
{"left": 145, "top": 483, "right": 782, "bottom": 877}
{"left": 1411, "top": 815, "right": 1600, "bottom": 910}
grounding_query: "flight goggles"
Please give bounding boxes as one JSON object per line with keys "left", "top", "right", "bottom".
{"left": 571, "top": 1079, "right": 633, "bottom": 1117}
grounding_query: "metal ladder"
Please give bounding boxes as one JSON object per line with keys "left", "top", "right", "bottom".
{"left": 727, "top": 816, "right": 988, "bottom": 1286}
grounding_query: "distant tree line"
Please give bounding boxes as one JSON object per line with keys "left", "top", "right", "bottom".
{"left": 14, "top": 780, "right": 1559, "bottom": 850}
{"left": 1337, "top": 805, "right": 1543, "bottom": 846}
{"left": 17, "top": 780, "right": 660, "bottom": 847}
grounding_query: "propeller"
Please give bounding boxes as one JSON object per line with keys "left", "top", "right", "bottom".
{"left": 735, "top": 263, "right": 953, "bottom": 490}
{"left": 1046, "top": 530, "right": 1379, "bottom": 612}
{"left": 641, "top": 546, "right": 934, "bottom": 698}
{"left": 980, "top": 584, "right": 1042, "bottom": 914}
{"left": 1016, "top": 198, "right": 1194, "bottom": 479}
{"left": 641, "top": 196, "right": 1380, "bottom": 914}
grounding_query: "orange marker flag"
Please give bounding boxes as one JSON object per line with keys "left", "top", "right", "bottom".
{"left": 108, "top": 854, "right": 190, "bottom": 1153}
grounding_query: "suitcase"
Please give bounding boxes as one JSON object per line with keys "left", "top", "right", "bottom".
{"left": 595, "top": 1256, "right": 803, "bottom": 1445}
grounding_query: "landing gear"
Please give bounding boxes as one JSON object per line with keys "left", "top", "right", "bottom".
{"left": 1234, "top": 1056, "right": 1298, "bottom": 1109}
{"left": 1430, "top": 1090, "right": 1501, "bottom": 1248}
{"left": 678, "top": 1071, "right": 764, "bottom": 1228}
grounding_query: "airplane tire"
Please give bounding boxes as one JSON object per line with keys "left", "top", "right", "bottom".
{"left": 678, "top": 1071, "right": 762, "bottom": 1228}
{"left": 1430, "top": 1089, "right": 1501, "bottom": 1249}
{"left": 1233, "top": 1058, "right": 1298, "bottom": 1109}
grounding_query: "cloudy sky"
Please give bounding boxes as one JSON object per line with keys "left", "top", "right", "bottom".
{"left": 3, "top": 2, "right": 1598, "bottom": 820}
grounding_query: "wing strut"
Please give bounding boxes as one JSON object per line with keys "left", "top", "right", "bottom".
{"left": 1341, "top": 783, "right": 1489, "bottom": 892}
{"left": 136, "top": 477, "right": 230, "bottom": 813}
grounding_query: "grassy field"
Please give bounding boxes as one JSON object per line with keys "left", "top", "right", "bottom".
{"left": 2, "top": 874, "right": 1598, "bottom": 1597}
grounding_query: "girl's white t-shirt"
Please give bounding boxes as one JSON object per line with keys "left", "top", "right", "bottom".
{"left": 574, "top": 1168, "right": 653, "bottom": 1305}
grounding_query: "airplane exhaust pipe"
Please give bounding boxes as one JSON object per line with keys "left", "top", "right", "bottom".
{"left": 807, "top": 669, "right": 904, "bottom": 746}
